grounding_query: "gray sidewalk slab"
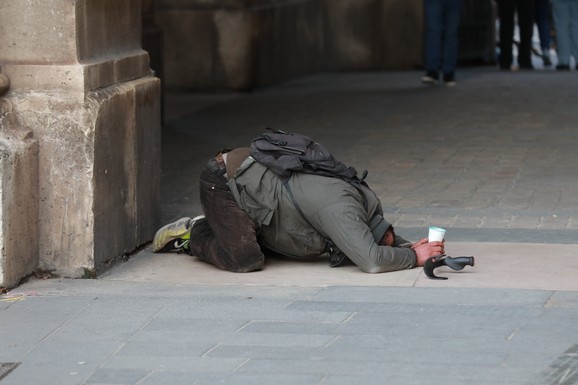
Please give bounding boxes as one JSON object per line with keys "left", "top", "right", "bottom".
{"left": 1, "top": 278, "right": 578, "bottom": 385}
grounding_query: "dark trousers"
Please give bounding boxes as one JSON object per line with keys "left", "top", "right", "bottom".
{"left": 498, "top": 0, "right": 535, "bottom": 68}
{"left": 189, "top": 161, "right": 264, "bottom": 273}
{"left": 424, "top": 0, "right": 463, "bottom": 75}
{"left": 534, "top": 0, "right": 551, "bottom": 51}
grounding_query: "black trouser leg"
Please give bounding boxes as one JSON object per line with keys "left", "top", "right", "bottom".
{"left": 499, "top": 0, "right": 515, "bottom": 68}
{"left": 190, "top": 166, "right": 264, "bottom": 273}
{"left": 517, "top": 0, "right": 535, "bottom": 67}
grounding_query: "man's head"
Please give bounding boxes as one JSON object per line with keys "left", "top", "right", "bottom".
{"left": 369, "top": 214, "right": 395, "bottom": 247}
{"left": 380, "top": 228, "right": 395, "bottom": 247}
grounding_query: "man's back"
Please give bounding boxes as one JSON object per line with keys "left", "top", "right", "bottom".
{"left": 228, "top": 159, "right": 342, "bottom": 259}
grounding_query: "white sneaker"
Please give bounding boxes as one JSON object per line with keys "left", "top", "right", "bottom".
{"left": 152, "top": 215, "right": 205, "bottom": 253}
{"left": 421, "top": 71, "right": 438, "bottom": 85}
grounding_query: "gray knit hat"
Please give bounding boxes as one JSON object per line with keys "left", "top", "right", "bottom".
{"left": 369, "top": 214, "right": 393, "bottom": 244}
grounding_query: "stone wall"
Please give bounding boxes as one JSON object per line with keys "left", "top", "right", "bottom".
{"left": 324, "top": 0, "right": 424, "bottom": 71}
{"left": 154, "top": 0, "right": 423, "bottom": 91}
{"left": 323, "top": 0, "right": 382, "bottom": 71}
{"left": 155, "top": 0, "right": 324, "bottom": 90}
{"left": 377, "top": 0, "right": 423, "bottom": 69}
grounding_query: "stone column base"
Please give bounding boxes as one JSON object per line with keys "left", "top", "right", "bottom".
{"left": 4, "top": 76, "right": 161, "bottom": 279}
{"left": 0, "top": 100, "right": 39, "bottom": 288}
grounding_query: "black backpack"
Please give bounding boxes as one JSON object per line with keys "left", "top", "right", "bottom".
{"left": 249, "top": 128, "right": 368, "bottom": 185}
{"left": 249, "top": 128, "right": 369, "bottom": 267}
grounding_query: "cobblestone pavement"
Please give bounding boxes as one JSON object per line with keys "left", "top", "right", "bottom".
{"left": 162, "top": 67, "right": 578, "bottom": 244}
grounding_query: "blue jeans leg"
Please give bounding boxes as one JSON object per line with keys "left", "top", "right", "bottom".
{"left": 424, "top": 0, "right": 444, "bottom": 73}
{"left": 553, "top": 0, "right": 572, "bottom": 65}
{"left": 442, "top": 0, "right": 462, "bottom": 75}
{"left": 535, "top": 0, "right": 551, "bottom": 51}
{"left": 570, "top": 0, "right": 578, "bottom": 61}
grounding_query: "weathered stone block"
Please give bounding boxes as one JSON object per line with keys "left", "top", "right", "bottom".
{"left": 77, "top": 0, "right": 143, "bottom": 61}
{"left": 0, "top": 101, "right": 39, "bottom": 289}
{"left": 7, "top": 76, "right": 161, "bottom": 277}
{"left": 155, "top": 4, "right": 255, "bottom": 90}
{"left": 250, "top": 1, "right": 324, "bottom": 87}
{"left": 0, "top": 0, "right": 77, "bottom": 64}
{"left": 378, "top": 0, "right": 423, "bottom": 69}
{"left": 92, "top": 78, "right": 162, "bottom": 269}
{"left": 0, "top": 0, "right": 151, "bottom": 93}
{"left": 323, "top": 0, "right": 379, "bottom": 70}
{"left": 323, "top": 0, "right": 422, "bottom": 70}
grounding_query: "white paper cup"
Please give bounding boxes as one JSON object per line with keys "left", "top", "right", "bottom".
{"left": 428, "top": 226, "right": 446, "bottom": 242}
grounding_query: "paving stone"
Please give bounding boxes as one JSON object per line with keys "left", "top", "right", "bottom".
{"left": 139, "top": 372, "right": 324, "bottom": 385}
{"left": 0, "top": 296, "right": 96, "bottom": 361}
{"left": 84, "top": 368, "right": 149, "bottom": 385}
{"left": 101, "top": 355, "right": 247, "bottom": 373}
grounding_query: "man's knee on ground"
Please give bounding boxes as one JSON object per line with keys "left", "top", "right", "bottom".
{"left": 227, "top": 256, "right": 265, "bottom": 273}
{"left": 224, "top": 244, "right": 265, "bottom": 273}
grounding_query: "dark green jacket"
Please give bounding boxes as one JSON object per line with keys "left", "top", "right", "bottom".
{"left": 227, "top": 158, "right": 417, "bottom": 273}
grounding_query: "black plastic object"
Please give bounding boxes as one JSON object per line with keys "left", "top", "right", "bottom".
{"left": 423, "top": 255, "right": 475, "bottom": 280}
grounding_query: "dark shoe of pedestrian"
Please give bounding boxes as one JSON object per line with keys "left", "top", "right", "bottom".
{"left": 421, "top": 70, "right": 438, "bottom": 85}
{"left": 499, "top": 64, "right": 511, "bottom": 71}
{"left": 443, "top": 72, "right": 457, "bottom": 87}
{"left": 556, "top": 64, "right": 570, "bottom": 70}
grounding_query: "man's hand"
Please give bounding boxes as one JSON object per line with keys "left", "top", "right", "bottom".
{"left": 411, "top": 238, "right": 445, "bottom": 266}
